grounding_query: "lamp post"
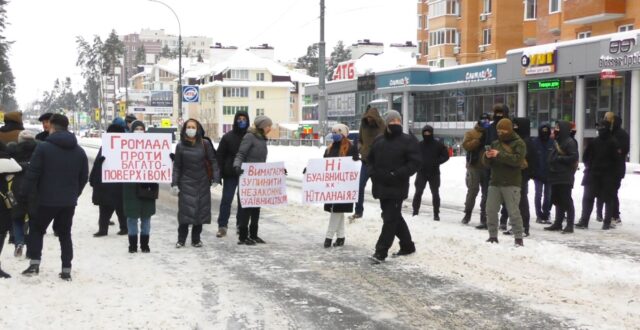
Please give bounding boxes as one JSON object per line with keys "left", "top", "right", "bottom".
{"left": 149, "top": 0, "right": 183, "bottom": 122}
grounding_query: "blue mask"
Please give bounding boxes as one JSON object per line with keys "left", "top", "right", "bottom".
{"left": 481, "top": 119, "right": 490, "bottom": 129}
{"left": 237, "top": 120, "right": 248, "bottom": 129}
{"left": 331, "top": 133, "right": 343, "bottom": 142}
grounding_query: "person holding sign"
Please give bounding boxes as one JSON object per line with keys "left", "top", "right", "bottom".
{"left": 367, "top": 110, "right": 421, "bottom": 264}
{"left": 233, "top": 115, "right": 272, "bottom": 245}
{"left": 171, "top": 119, "right": 220, "bottom": 248}
{"left": 321, "top": 124, "right": 359, "bottom": 248}
{"left": 123, "top": 121, "right": 159, "bottom": 253}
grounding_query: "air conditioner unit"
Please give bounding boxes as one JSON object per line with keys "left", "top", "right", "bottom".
{"left": 453, "top": 46, "right": 460, "bottom": 54}
{"left": 479, "top": 45, "right": 486, "bottom": 52}
{"left": 480, "top": 13, "right": 488, "bottom": 21}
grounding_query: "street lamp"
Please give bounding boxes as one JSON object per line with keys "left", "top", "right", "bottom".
{"left": 149, "top": 0, "right": 183, "bottom": 122}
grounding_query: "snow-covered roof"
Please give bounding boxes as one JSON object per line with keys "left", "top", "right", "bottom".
{"left": 277, "top": 123, "right": 300, "bottom": 131}
{"left": 210, "top": 49, "right": 291, "bottom": 76}
{"left": 287, "top": 69, "right": 317, "bottom": 84}
{"left": 353, "top": 47, "right": 418, "bottom": 75}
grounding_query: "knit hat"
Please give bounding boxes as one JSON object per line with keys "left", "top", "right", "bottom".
{"left": 107, "top": 124, "right": 126, "bottom": 133}
{"left": 496, "top": 118, "right": 513, "bottom": 132}
{"left": 38, "top": 112, "right": 53, "bottom": 122}
{"left": 332, "top": 123, "right": 349, "bottom": 137}
{"left": 49, "top": 114, "right": 69, "bottom": 129}
{"left": 254, "top": 115, "right": 273, "bottom": 129}
{"left": 384, "top": 110, "right": 402, "bottom": 124}
{"left": 130, "top": 120, "right": 146, "bottom": 132}
{"left": 125, "top": 114, "right": 137, "bottom": 124}
{"left": 18, "top": 130, "right": 35, "bottom": 143}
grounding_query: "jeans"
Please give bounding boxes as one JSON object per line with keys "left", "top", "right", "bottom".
{"left": 354, "top": 162, "right": 369, "bottom": 215}
{"left": 412, "top": 172, "right": 441, "bottom": 215}
{"left": 375, "top": 199, "right": 414, "bottom": 259}
{"left": 98, "top": 204, "right": 126, "bottom": 233}
{"left": 12, "top": 216, "right": 26, "bottom": 246}
{"left": 178, "top": 224, "right": 203, "bottom": 244}
{"left": 487, "top": 186, "right": 523, "bottom": 239}
{"left": 29, "top": 206, "right": 76, "bottom": 268}
{"left": 217, "top": 176, "right": 239, "bottom": 228}
{"left": 551, "top": 184, "right": 574, "bottom": 225}
{"left": 127, "top": 217, "right": 151, "bottom": 236}
{"left": 534, "top": 179, "right": 552, "bottom": 220}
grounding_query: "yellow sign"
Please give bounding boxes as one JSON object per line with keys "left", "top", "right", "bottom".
{"left": 161, "top": 118, "right": 172, "bottom": 128}
{"left": 0, "top": 112, "right": 4, "bottom": 123}
{"left": 521, "top": 49, "right": 557, "bottom": 75}
{"left": 119, "top": 103, "right": 126, "bottom": 118}
{"left": 95, "top": 108, "right": 101, "bottom": 121}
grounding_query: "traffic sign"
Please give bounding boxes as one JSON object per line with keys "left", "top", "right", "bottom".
{"left": 182, "top": 86, "right": 199, "bottom": 103}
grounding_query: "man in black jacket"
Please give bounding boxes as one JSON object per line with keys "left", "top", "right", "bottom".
{"left": 576, "top": 120, "right": 621, "bottom": 230}
{"left": 412, "top": 125, "right": 449, "bottom": 220}
{"left": 544, "top": 121, "right": 579, "bottom": 233}
{"left": 215, "top": 111, "right": 250, "bottom": 238}
{"left": 19, "top": 114, "right": 88, "bottom": 280}
{"left": 603, "top": 112, "right": 629, "bottom": 227}
{"left": 367, "top": 110, "right": 421, "bottom": 264}
{"left": 36, "top": 113, "right": 53, "bottom": 141}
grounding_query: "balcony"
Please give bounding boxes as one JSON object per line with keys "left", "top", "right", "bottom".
{"left": 564, "top": 0, "right": 626, "bottom": 25}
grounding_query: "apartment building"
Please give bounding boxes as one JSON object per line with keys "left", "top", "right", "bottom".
{"left": 418, "top": 0, "right": 640, "bottom": 67}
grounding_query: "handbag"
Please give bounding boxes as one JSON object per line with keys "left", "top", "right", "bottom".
{"left": 0, "top": 177, "right": 17, "bottom": 209}
{"left": 136, "top": 183, "right": 159, "bottom": 200}
{"left": 202, "top": 140, "right": 214, "bottom": 182}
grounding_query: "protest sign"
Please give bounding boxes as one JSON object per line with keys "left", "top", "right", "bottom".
{"left": 239, "top": 162, "right": 288, "bottom": 208}
{"left": 101, "top": 133, "right": 173, "bottom": 183}
{"left": 302, "top": 157, "right": 360, "bottom": 204}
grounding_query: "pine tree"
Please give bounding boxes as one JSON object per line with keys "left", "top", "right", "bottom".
{"left": 296, "top": 44, "right": 319, "bottom": 77}
{"left": 328, "top": 41, "right": 352, "bottom": 81}
{"left": 0, "top": 0, "right": 17, "bottom": 111}
{"left": 135, "top": 45, "right": 146, "bottom": 66}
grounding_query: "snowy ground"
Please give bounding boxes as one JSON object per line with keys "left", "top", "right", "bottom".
{"left": 0, "top": 141, "right": 639, "bottom": 329}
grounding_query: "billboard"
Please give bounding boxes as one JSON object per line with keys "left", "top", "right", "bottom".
{"left": 327, "top": 93, "right": 356, "bottom": 117}
{"left": 128, "top": 90, "right": 174, "bottom": 115}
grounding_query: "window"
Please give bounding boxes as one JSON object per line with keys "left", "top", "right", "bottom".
{"left": 223, "top": 87, "right": 249, "bottom": 98}
{"left": 524, "top": 0, "right": 537, "bottom": 20}
{"left": 483, "top": 0, "right": 491, "bottom": 14}
{"left": 427, "top": 0, "right": 459, "bottom": 18}
{"left": 428, "top": 28, "right": 459, "bottom": 47}
{"left": 549, "top": 0, "right": 560, "bottom": 13}
{"left": 619, "top": 24, "right": 634, "bottom": 32}
{"left": 223, "top": 106, "right": 249, "bottom": 116}
{"left": 577, "top": 31, "right": 591, "bottom": 39}
{"left": 482, "top": 29, "right": 491, "bottom": 45}
{"left": 256, "top": 72, "right": 265, "bottom": 81}
{"left": 418, "top": 15, "right": 423, "bottom": 29}
{"left": 256, "top": 90, "right": 265, "bottom": 99}
{"left": 223, "top": 70, "right": 249, "bottom": 80}
{"left": 256, "top": 108, "right": 265, "bottom": 116}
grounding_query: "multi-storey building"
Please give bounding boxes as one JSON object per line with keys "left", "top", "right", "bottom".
{"left": 418, "top": 0, "right": 639, "bottom": 67}
{"left": 139, "top": 29, "right": 213, "bottom": 59}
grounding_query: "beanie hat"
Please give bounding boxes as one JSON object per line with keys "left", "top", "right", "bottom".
{"left": 384, "top": 110, "right": 402, "bottom": 124}
{"left": 332, "top": 123, "right": 349, "bottom": 137}
{"left": 18, "top": 130, "right": 35, "bottom": 143}
{"left": 49, "top": 114, "right": 69, "bottom": 130}
{"left": 107, "top": 124, "right": 126, "bottom": 133}
{"left": 480, "top": 113, "right": 491, "bottom": 121}
{"left": 496, "top": 118, "right": 513, "bottom": 132}
{"left": 254, "top": 115, "right": 273, "bottom": 129}
{"left": 125, "top": 114, "right": 137, "bottom": 124}
{"left": 112, "top": 117, "right": 127, "bottom": 129}
{"left": 130, "top": 120, "right": 146, "bottom": 132}
{"left": 422, "top": 125, "right": 434, "bottom": 134}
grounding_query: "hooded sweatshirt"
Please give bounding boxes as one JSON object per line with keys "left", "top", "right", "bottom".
{"left": 217, "top": 111, "right": 250, "bottom": 178}
{"left": 605, "top": 114, "right": 630, "bottom": 179}
{"left": 533, "top": 124, "right": 553, "bottom": 181}
{"left": 547, "top": 121, "right": 579, "bottom": 186}
{"left": 513, "top": 117, "right": 537, "bottom": 180}
{"left": 20, "top": 130, "right": 88, "bottom": 207}
{"left": 418, "top": 125, "right": 449, "bottom": 176}
{"left": 358, "top": 108, "right": 386, "bottom": 161}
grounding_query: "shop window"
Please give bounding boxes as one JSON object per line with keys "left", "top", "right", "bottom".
{"left": 524, "top": 0, "right": 537, "bottom": 20}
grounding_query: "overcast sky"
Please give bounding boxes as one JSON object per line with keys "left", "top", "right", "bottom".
{"left": 5, "top": 0, "right": 415, "bottom": 109}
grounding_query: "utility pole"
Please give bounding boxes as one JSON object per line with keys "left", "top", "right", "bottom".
{"left": 318, "top": 0, "right": 327, "bottom": 144}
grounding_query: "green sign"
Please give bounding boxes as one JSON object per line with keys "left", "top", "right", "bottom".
{"left": 528, "top": 79, "right": 561, "bottom": 91}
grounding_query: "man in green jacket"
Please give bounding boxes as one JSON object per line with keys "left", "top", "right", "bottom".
{"left": 482, "top": 119, "right": 526, "bottom": 246}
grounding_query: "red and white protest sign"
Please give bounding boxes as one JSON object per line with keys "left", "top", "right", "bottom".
{"left": 239, "top": 162, "right": 288, "bottom": 208}
{"left": 101, "top": 133, "right": 173, "bottom": 183}
{"left": 302, "top": 157, "right": 360, "bottom": 204}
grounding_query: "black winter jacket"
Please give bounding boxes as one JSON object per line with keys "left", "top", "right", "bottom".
{"left": 547, "top": 121, "right": 578, "bottom": 186}
{"left": 20, "top": 131, "right": 88, "bottom": 207}
{"left": 581, "top": 129, "right": 620, "bottom": 187}
{"left": 418, "top": 125, "right": 449, "bottom": 177}
{"left": 367, "top": 128, "right": 422, "bottom": 200}
{"left": 611, "top": 116, "right": 630, "bottom": 179}
{"left": 323, "top": 139, "right": 359, "bottom": 213}
{"left": 89, "top": 148, "right": 123, "bottom": 207}
{"left": 513, "top": 118, "right": 537, "bottom": 180}
{"left": 533, "top": 124, "right": 553, "bottom": 181}
{"left": 7, "top": 140, "right": 38, "bottom": 217}
{"left": 217, "top": 111, "right": 249, "bottom": 178}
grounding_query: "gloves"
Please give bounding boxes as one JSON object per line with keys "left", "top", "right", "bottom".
{"left": 302, "top": 167, "right": 307, "bottom": 174}
{"left": 284, "top": 168, "right": 288, "bottom": 176}
{"left": 97, "top": 156, "right": 106, "bottom": 163}
{"left": 170, "top": 186, "right": 179, "bottom": 196}
{"left": 234, "top": 166, "right": 244, "bottom": 176}
{"left": 352, "top": 155, "right": 359, "bottom": 161}
{"left": 211, "top": 182, "right": 219, "bottom": 188}
{"left": 169, "top": 153, "right": 175, "bottom": 162}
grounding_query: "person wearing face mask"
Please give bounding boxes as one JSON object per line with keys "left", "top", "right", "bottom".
{"left": 544, "top": 121, "right": 579, "bottom": 233}
{"left": 215, "top": 111, "right": 250, "bottom": 238}
{"left": 321, "top": 123, "right": 359, "bottom": 248}
{"left": 482, "top": 118, "right": 526, "bottom": 246}
{"left": 576, "top": 120, "right": 621, "bottom": 230}
{"left": 122, "top": 121, "right": 159, "bottom": 253}
{"left": 350, "top": 106, "right": 386, "bottom": 222}
{"left": 412, "top": 125, "right": 449, "bottom": 220}
{"left": 367, "top": 110, "right": 421, "bottom": 264}
{"left": 171, "top": 119, "right": 220, "bottom": 248}
{"left": 233, "top": 115, "right": 273, "bottom": 245}
{"left": 461, "top": 113, "right": 490, "bottom": 225}
{"left": 601, "top": 112, "right": 629, "bottom": 227}
{"left": 532, "top": 123, "right": 553, "bottom": 224}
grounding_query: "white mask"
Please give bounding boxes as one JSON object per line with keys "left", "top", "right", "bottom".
{"left": 186, "top": 128, "right": 197, "bottom": 138}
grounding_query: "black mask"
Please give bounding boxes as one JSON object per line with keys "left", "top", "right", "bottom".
{"left": 388, "top": 125, "right": 403, "bottom": 136}
{"left": 597, "top": 127, "right": 610, "bottom": 138}
{"left": 493, "top": 114, "right": 503, "bottom": 123}
{"left": 423, "top": 134, "right": 434, "bottom": 142}
{"left": 540, "top": 129, "right": 550, "bottom": 141}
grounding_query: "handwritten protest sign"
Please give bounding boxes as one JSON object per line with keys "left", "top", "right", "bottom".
{"left": 101, "top": 133, "right": 173, "bottom": 183}
{"left": 302, "top": 157, "right": 360, "bottom": 204}
{"left": 239, "top": 162, "right": 288, "bottom": 208}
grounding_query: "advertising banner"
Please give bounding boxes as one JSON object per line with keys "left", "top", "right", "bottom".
{"left": 128, "top": 90, "right": 174, "bottom": 115}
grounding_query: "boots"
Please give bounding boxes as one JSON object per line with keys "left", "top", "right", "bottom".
{"left": 476, "top": 213, "right": 487, "bottom": 229}
{"left": 324, "top": 238, "right": 332, "bottom": 248}
{"left": 515, "top": 238, "right": 524, "bottom": 247}
{"left": 128, "top": 235, "right": 138, "bottom": 253}
{"left": 562, "top": 219, "right": 574, "bottom": 234}
{"left": 22, "top": 263, "right": 40, "bottom": 276}
{"left": 333, "top": 237, "right": 345, "bottom": 247}
{"left": 575, "top": 219, "right": 589, "bottom": 229}
{"left": 544, "top": 220, "right": 563, "bottom": 231}
{"left": 0, "top": 262, "right": 10, "bottom": 278}
{"left": 433, "top": 212, "right": 440, "bottom": 221}
{"left": 461, "top": 211, "right": 471, "bottom": 224}
{"left": 140, "top": 235, "right": 150, "bottom": 253}
{"left": 59, "top": 268, "right": 72, "bottom": 281}
{"left": 486, "top": 237, "right": 499, "bottom": 244}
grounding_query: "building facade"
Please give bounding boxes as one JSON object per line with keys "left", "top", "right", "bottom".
{"left": 418, "top": 0, "right": 640, "bottom": 67}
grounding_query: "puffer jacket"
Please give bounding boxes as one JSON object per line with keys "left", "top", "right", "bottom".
{"left": 548, "top": 121, "right": 579, "bottom": 186}
{"left": 234, "top": 128, "right": 268, "bottom": 167}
